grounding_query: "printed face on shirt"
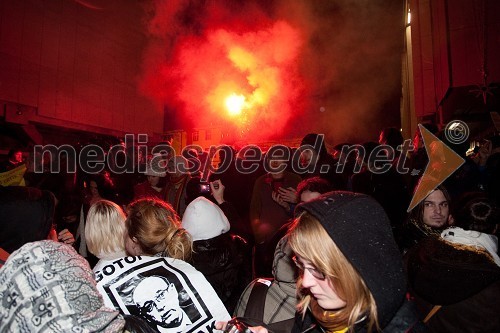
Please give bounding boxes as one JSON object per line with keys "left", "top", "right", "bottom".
{"left": 134, "top": 276, "right": 184, "bottom": 328}
{"left": 422, "top": 190, "right": 450, "bottom": 228}
{"left": 296, "top": 256, "right": 347, "bottom": 310}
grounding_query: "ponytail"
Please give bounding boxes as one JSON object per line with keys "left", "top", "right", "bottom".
{"left": 162, "top": 227, "right": 192, "bottom": 260}
{"left": 126, "top": 198, "right": 193, "bottom": 259}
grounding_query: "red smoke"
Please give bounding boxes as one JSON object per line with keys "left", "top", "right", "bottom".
{"left": 139, "top": 2, "right": 304, "bottom": 142}
{"left": 139, "top": 1, "right": 404, "bottom": 145}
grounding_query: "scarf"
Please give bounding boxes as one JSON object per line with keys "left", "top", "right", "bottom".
{"left": 310, "top": 298, "right": 348, "bottom": 333}
{"left": 441, "top": 227, "right": 500, "bottom": 266}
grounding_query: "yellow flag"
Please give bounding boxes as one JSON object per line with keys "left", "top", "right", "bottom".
{"left": 0, "top": 164, "right": 27, "bottom": 186}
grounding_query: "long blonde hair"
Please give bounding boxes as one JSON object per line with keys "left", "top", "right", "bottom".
{"left": 85, "top": 200, "right": 126, "bottom": 258}
{"left": 126, "top": 198, "right": 192, "bottom": 260}
{"left": 288, "top": 212, "right": 379, "bottom": 332}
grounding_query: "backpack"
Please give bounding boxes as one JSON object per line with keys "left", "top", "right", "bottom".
{"left": 243, "top": 278, "right": 295, "bottom": 333}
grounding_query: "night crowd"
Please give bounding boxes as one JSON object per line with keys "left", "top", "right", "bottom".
{"left": 1, "top": 126, "right": 499, "bottom": 333}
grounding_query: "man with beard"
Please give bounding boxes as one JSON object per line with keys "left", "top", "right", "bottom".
{"left": 397, "top": 185, "right": 453, "bottom": 253}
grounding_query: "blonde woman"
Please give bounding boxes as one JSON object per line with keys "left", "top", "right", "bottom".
{"left": 124, "top": 198, "right": 192, "bottom": 260}
{"left": 85, "top": 200, "right": 127, "bottom": 272}
{"left": 92, "top": 198, "right": 231, "bottom": 332}
{"left": 218, "top": 191, "right": 420, "bottom": 333}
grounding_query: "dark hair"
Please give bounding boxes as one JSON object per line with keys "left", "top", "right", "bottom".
{"left": 362, "top": 141, "right": 379, "bottom": 165}
{"left": 300, "top": 133, "right": 328, "bottom": 157}
{"left": 87, "top": 172, "right": 117, "bottom": 201}
{"left": 408, "top": 185, "right": 451, "bottom": 227}
{"left": 453, "top": 192, "right": 499, "bottom": 234}
{"left": 333, "top": 142, "right": 350, "bottom": 152}
{"left": 379, "top": 127, "right": 403, "bottom": 151}
{"left": 490, "top": 134, "right": 500, "bottom": 149}
{"left": 296, "top": 177, "right": 333, "bottom": 200}
{"left": 0, "top": 186, "right": 56, "bottom": 253}
{"left": 7, "top": 148, "right": 22, "bottom": 159}
{"left": 123, "top": 314, "right": 157, "bottom": 333}
{"left": 420, "top": 122, "right": 439, "bottom": 134}
{"left": 149, "top": 174, "right": 167, "bottom": 188}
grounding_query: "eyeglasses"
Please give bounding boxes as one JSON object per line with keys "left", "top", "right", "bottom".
{"left": 140, "top": 283, "right": 174, "bottom": 313}
{"left": 292, "top": 256, "right": 326, "bottom": 280}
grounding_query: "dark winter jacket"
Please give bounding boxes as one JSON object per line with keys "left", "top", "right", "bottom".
{"left": 190, "top": 232, "right": 252, "bottom": 314}
{"left": 405, "top": 236, "right": 500, "bottom": 332}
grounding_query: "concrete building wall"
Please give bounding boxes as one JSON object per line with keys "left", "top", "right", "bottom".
{"left": 0, "top": 0, "right": 161, "bottom": 135}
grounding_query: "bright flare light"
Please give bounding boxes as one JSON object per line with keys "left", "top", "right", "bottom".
{"left": 225, "top": 93, "right": 245, "bottom": 116}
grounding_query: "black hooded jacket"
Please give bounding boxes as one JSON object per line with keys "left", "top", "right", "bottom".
{"left": 292, "top": 192, "right": 420, "bottom": 332}
{"left": 190, "top": 232, "right": 252, "bottom": 314}
{"left": 405, "top": 236, "right": 500, "bottom": 332}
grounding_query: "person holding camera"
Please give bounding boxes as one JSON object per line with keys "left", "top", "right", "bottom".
{"left": 249, "top": 154, "right": 301, "bottom": 277}
{"left": 217, "top": 192, "right": 422, "bottom": 333}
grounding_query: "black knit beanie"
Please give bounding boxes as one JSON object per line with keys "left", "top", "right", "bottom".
{"left": 295, "top": 191, "right": 406, "bottom": 328}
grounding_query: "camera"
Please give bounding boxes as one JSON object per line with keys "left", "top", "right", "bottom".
{"left": 199, "top": 183, "right": 210, "bottom": 194}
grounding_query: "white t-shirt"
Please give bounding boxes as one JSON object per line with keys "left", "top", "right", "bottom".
{"left": 94, "top": 256, "right": 230, "bottom": 333}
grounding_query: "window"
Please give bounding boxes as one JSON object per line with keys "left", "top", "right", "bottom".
{"left": 205, "top": 129, "right": 211, "bottom": 140}
{"left": 192, "top": 131, "right": 199, "bottom": 141}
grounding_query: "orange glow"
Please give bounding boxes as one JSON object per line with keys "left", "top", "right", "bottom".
{"left": 141, "top": 20, "right": 304, "bottom": 141}
{"left": 225, "top": 93, "right": 245, "bottom": 115}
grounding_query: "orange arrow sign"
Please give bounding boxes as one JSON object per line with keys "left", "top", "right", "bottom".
{"left": 407, "top": 124, "right": 465, "bottom": 212}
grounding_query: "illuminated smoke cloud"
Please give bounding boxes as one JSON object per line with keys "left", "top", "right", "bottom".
{"left": 139, "top": 0, "right": 403, "bottom": 144}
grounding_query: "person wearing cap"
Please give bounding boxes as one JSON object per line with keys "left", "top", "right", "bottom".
{"left": 218, "top": 191, "right": 422, "bottom": 333}
{"left": 134, "top": 164, "right": 167, "bottom": 201}
{"left": 288, "top": 191, "right": 420, "bottom": 332}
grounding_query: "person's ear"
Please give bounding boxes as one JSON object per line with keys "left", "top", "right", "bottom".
{"left": 131, "top": 237, "right": 143, "bottom": 254}
{"left": 447, "top": 214, "right": 454, "bottom": 225}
